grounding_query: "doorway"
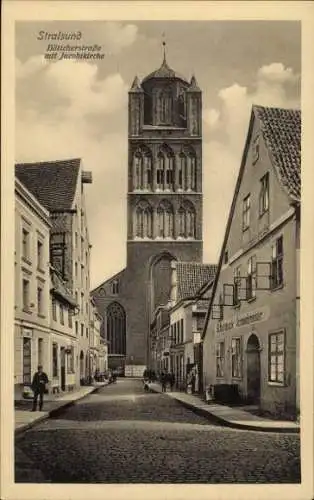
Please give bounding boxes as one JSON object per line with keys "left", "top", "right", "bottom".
{"left": 60, "top": 347, "right": 66, "bottom": 391}
{"left": 246, "top": 334, "right": 261, "bottom": 404}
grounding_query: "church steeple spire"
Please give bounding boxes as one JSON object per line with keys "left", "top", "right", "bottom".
{"left": 162, "top": 32, "right": 167, "bottom": 65}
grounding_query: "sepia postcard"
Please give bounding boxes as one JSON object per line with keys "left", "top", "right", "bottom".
{"left": 1, "top": 1, "right": 314, "bottom": 500}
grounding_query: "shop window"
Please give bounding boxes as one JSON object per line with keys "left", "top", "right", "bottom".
{"left": 52, "top": 343, "right": 58, "bottom": 377}
{"left": 259, "top": 173, "right": 269, "bottom": 216}
{"left": 242, "top": 194, "right": 250, "bottom": 231}
{"left": 23, "top": 337, "right": 32, "bottom": 384}
{"left": 231, "top": 337, "right": 242, "bottom": 378}
{"left": 268, "top": 332, "right": 285, "bottom": 383}
{"left": 67, "top": 347, "right": 75, "bottom": 374}
{"left": 271, "top": 236, "right": 284, "bottom": 289}
{"left": 216, "top": 342, "right": 225, "bottom": 377}
{"left": 247, "top": 255, "right": 257, "bottom": 299}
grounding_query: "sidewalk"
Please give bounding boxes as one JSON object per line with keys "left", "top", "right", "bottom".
{"left": 15, "top": 382, "right": 107, "bottom": 435}
{"left": 149, "top": 383, "right": 300, "bottom": 433}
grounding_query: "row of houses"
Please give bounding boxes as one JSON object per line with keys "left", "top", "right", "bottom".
{"left": 14, "top": 159, "right": 108, "bottom": 397}
{"left": 150, "top": 105, "right": 301, "bottom": 419}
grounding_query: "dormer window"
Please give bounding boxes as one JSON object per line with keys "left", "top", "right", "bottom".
{"left": 252, "top": 134, "right": 260, "bottom": 165}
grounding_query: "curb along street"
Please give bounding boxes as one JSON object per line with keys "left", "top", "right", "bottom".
{"left": 15, "top": 384, "right": 105, "bottom": 437}
{"left": 149, "top": 385, "right": 300, "bottom": 434}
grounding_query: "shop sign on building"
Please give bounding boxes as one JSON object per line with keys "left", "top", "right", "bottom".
{"left": 215, "top": 306, "right": 270, "bottom": 334}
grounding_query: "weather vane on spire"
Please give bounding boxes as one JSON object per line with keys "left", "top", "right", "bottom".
{"left": 162, "top": 32, "right": 167, "bottom": 63}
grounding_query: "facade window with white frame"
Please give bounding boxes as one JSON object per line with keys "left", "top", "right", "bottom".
{"left": 242, "top": 194, "right": 250, "bottom": 231}
{"left": 216, "top": 341, "right": 225, "bottom": 377}
{"left": 231, "top": 337, "right": 242, "bottom": 378}
{"left": 271, "top": 236, "right": 284, "bottom": 289}
{"left": 60, "top": 303, "right": 64, "bottom": 325}
{"left": 22, "top": 278, "right": 30, "bottom": 311}
{"left": 22, "top": 228, "right": 30, "bottom": 260}
{"left": 259, "top": 172, "right": 269, "bottom": 216}
{"left": 37, "top": 286, "right": 43, "bottom": 315}
{"left": 52, "top": 298, "right": 57, "bottom": 321}
{"left": 269, "top": 332, "right": 285, "bottom": 383}
{"left": 37, "top": 239, "right": 43, "bottom": 269}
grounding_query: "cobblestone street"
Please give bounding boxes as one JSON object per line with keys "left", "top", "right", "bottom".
{"left": 15, "top": 379, "right": 300, "bottom": 483}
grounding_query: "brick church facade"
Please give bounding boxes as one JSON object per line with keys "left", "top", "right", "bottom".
{"left": 91, "top": 52, "right": 203, "bottom": 376}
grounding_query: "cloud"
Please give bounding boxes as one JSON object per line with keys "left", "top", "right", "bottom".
{"left": 257, "top": 62, "right": 299, "bottom": 84}
{"left": 202, "top": 62, "right": 300, "bottom": 264}
{"left": 101, "top": 22, "right": 138, "bottom": 54}
{"left": 16, "top": 54, "right": 130, "bottom": 287}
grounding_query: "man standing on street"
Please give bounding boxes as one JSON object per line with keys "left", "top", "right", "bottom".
{"left": 31, "top": 365, "right": 49, "bottom": 411}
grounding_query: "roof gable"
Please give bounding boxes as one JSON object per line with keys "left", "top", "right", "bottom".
{"left": 15, "top": 158, "right": 81, "bottom": 212}
{"left": 202, "top": 105, "right": 301, "bottom": 340}
{"left": 254, "top": 106, "right": 301, "bottom": 201}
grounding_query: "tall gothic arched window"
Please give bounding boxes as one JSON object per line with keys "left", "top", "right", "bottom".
{"left": 157, "top": 153, "right": 165, "bottom": 190}
{"left": 106, "top": 302, "right": 126, "bottom": 355}
{"left": 133, "top": 147, "right": 152, "bottom": 190}
{"left": 178, "top": 153, "right": 186, "bottom": 190}
{"left": 157, "top": 201, "right": 174, "bottom": 239}
{"left": 185, "top": 148, "right": 197, "bottom": 191}
{"left": 178, "top": 206, "right": 186, "bottom": 237}
{"left": 135, "top": 201, "right": 153, "bottom": 238}
{"left": 177, "top": 201, "right": 196, "bottom": 239}
{"left": 165, "top": 153, "right": 174, "bottom": 190}
{"left": 133, "top": 153, "right": 142, "bottom": 190}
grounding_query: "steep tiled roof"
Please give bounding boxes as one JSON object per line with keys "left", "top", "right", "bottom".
{"left": 176, "top": 262, "right": 218, "bottom": 300}
{"left": 15, "top": 158, "right": 81, "bottom": 212}
{"left": 142, "top": 54, "right": 188, "bottom": 84}
{"left": 51, "top": 268, "right": 77, "bottom": 308}
{"left": 254, "top": 106, "right": 301, "bottom": 201}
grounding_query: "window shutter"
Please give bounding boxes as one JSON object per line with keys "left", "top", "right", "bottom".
{"left": 223, "top": 284, "right": 235, "bottom": 306}
{"left": 236, "top": 276, "right": 248, "bottom": 301}
{"left": 256, "top": 262, "right": 272, "bottom": 290}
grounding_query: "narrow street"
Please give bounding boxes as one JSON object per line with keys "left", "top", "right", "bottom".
{"left": 15, "top": 378, "right": 300, "bottom": 483}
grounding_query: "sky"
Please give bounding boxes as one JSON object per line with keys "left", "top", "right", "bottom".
{"left": 15, "top": 20, "right": 301, "bottom": 289}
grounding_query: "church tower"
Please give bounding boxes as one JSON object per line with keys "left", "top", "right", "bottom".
{"left": 124, "top": 48, "right": 203, "bottom": 374}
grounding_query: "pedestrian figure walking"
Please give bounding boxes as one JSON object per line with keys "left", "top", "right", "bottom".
{"left": 31, "top": 365, "right": 49, "bottom": 412}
